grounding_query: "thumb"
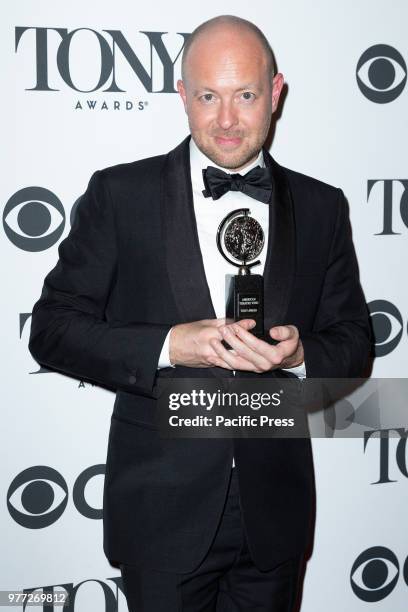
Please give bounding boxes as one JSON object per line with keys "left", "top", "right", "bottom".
{"left": 270, "top": 326, "right": 284, "bottom": 340}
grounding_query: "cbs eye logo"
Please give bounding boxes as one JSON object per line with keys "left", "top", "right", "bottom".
{"left": 3, "top": 187, "right": 65, "bottom": 251}
{"left": 7, "top": 465, "right": 104, "bottom": 528}
{"left": 356, "top": 44, "right": 407, "bottom": 103}
{"left": 351, "top": 546, "right": 408, "bottom": 602}
{"left": 368, "top": 299, "right": 405, "bottom": 357}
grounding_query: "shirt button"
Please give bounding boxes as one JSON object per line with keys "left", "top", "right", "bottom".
{"left": 128, "top": 375, "right": 137, "bottom": 384}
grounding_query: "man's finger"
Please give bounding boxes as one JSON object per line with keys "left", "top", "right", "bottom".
{"left": 228, "top": 323, "right": 279, "bottom": 358}
{"left": 210, "top": 338, "right": 262, "bottom": 372}
{"left": 227, "top": 323, "right": 298, "bottom": 365}
{"left": 221, "top": 326, "right": 271, "bottom": 371}
{"left": 211, "top": 318, "right": 227, "bottom": 327}
{"left": 209, "top": 356, "right": 234, "bottom": 370}
{"left": 269, "top": 325, "right": 298, "bottom": 342}
{"left": 234, "top": 319, "right": 256, "bottom": 330}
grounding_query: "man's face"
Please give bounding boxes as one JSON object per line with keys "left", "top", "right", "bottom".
{"left": 177, "top": 27, "right": 284, "bottom": 171}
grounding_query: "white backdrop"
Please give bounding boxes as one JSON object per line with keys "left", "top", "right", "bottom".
{"left": 1, "top": 1, "right": 407, "bottom": 610}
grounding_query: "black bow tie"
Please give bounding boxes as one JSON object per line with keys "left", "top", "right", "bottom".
{"left": 202, "top": 165, "right": 273, "bottom": 204}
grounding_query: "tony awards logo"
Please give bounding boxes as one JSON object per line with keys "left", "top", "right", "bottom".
{"left": 217, "top": 208, "right": 265, "bottom": 339}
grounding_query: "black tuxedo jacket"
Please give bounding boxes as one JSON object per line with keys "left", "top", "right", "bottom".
{"left": 29, "top": 135, "right": 370, "bottom": 573}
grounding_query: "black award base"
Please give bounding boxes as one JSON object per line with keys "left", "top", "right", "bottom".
{"left": 225, "top": 273, "right": 264, "bottom": 338}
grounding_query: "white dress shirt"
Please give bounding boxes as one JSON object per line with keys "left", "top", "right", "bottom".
{"left": 158, "top": 138, "right": 306, "bottom": 467}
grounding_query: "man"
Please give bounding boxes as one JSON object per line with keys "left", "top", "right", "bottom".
{"left": 29, "top": 15, "right": 370, "bottom": 612}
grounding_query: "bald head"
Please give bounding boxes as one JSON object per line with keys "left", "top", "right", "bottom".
{"left": 177, "top": 14, "right": 284, "bottom": 171}
{"left": 181, "top": 15, "right": 275, "bottom": 85}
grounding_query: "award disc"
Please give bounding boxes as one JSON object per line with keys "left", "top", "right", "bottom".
{"left": 224, "top": 215, "right": 264, "bottom": 263}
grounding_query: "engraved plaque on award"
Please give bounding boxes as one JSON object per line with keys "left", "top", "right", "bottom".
{"left": 216, "top": 208, "right": 265, "bottom": 338}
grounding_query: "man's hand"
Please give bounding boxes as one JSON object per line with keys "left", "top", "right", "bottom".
{"left": 209, "top": 322, "right": 304, "bottom": 373}
{"left": 169, "top": 319, "right": 304, "bottom": 372}
{"left": 169, "top": 318, "right": 256, "bottom": 368}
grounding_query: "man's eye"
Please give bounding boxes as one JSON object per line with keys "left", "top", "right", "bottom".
{"left": 201, "top": 93, "right": 215, "bottom": 102}
{"left": 241, "top": 92, "right": 255, "bottom": 101}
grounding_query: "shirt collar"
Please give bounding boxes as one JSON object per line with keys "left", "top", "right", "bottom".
{"left": 189, "top": 137, "right": 265, "bottom": 190}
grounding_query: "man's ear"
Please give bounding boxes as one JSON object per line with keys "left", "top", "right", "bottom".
{"left": 271, "top": 73, "right": 284, "bottom": 114}
{"left": 177, "top": 79, "right": 188, "bottom": 113}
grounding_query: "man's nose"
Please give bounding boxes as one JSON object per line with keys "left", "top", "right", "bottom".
{"left": 217, "top": 100, "right": 238, "bottom": 130}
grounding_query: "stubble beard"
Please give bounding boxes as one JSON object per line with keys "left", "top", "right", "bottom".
{"left": 190, "top": 128, "right": 268, "bottom": 172}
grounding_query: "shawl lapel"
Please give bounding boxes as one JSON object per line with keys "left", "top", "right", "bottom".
{"left": 161, "top": 136, "right": 216, "bottom": 323}
{"left": 262, "top": 147, "right": 296, "bottom": 331}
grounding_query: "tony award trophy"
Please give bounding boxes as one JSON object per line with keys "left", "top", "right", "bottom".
{"left": 217, "top": 208, "right": 265, "bottom": 340}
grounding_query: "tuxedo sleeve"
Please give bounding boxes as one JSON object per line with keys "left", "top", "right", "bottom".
{"left": 301, "top": 189, "right": 371, "bottom": 378}
{"left": 28, "top": 170, "right": 171, "bottom": 395}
